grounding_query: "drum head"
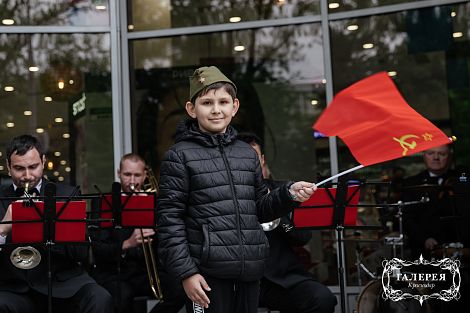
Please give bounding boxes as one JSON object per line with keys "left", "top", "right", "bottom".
{"left": 356, "top": 280, "right": 382, "bottom": 313}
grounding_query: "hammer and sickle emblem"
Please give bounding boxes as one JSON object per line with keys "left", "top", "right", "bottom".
{"left": 393, "top": 134, "right": 419, "bottom": 156}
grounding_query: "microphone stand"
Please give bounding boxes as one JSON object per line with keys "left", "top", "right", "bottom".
{"left": 332, "top": 177, "right": 349, "bottom": 313}
{"left": 44, "top": 182, "right": 57, "bottom": 313}
{"left": 111, "top": 182, "right": 123, "bottom": 311}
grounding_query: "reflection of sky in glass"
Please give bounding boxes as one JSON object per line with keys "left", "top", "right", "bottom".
{"left": 251, "top": 25, "right": 324, "bottom": 84}
{"left": 0, "top": 0, "right": 109, "bottom": 26}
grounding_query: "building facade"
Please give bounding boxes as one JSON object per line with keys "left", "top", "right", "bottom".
{"left": 1, "top": 0, "right": 469, "bottom": 309}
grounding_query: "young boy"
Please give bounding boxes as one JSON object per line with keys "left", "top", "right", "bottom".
{"left": 157, "top": 66, "right": 317, "bottom": 313}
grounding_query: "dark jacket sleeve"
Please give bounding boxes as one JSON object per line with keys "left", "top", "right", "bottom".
{"left": 91, "top": 227, "right": 145, "bottom": 261}
{"left": 157, "top": 149, "right": 199, "bottom": 281}
{"left": 279, "top": 215, "right": 312, "bottom": 246}
{"left": 254, "top": 160, "right": 297, "bottom": 223}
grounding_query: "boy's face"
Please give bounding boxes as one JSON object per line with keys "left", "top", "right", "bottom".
{"left": 185, "top": 87, "right": 239, "bottom": 134}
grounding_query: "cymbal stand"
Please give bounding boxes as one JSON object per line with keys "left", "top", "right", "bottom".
{"left": 355, "top": 244, "right": 379, "bottom": 286}
{"left": 383, "top": 201, "right": 404, "bottom": 259}
{"left": 382, "top": 197, "right": 429, "bottom": 259}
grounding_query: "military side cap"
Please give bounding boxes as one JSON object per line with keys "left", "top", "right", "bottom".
{"left": 189, "top": 66, "right": 237, "bottom": 101}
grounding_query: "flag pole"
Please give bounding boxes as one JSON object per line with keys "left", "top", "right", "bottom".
{"left": 316, "top": 165, "right": 364, "bottom": 187}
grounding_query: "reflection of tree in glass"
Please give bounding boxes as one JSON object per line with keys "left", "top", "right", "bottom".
{"left": 0, "top": 32, "right": 110, "bottom": 178}
{"left": 328, "top": 0, "right": 410, "bottom": 12}
{"left": 329, "top": 4, "right": 470, "bottom": 176}
{"left": 135, "top": 21, "right": 323, "bottom": 178}
{"left": 329, "top": 7, "right": 451, "bottom": 110}
{"left": 0, "top": 33, "right": 110, "bottom": 103}
{"left": 159, "top": 0, "right": 319, "bottom": 28}
{"left": 0, "top": 0, "right": 105, "bottom": 26}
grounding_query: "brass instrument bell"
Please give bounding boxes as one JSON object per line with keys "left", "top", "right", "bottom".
{"left": 10, "top": 246, "right": 42, "bottom": 269}
{"left": 10, "top": 182, "right": 42, "bottom": 269}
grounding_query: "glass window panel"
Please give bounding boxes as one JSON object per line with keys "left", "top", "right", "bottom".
{"left": 329, "top": 2, "right": 470, "bottom": 285}
{"left": 127, "top": 0, "right": 320, "bottom": 31}
{"left": 0, "top": 33, "right": 113, "bottom": 192}
{"left": 328, "top": 0, "right": 414, "bottom": 12}
{"left": 130, "top": 23, "right": 335, "bottom": 283}
{"left": 130, "top": 24, "right": 326, "bottom": 180}
{"left": 330, "top": 3, "right": 470, "bottom": 175}
{"left": 0, "top": 0, "right": 109, "bottom": 26}
{"left": 130, "top": 23, "right": 337, "bottom": 283}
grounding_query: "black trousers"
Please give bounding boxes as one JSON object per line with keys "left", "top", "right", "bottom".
{"left": 259, "top": 278, "right": 337, "bottom": 313}
{"left": 0, "top": 283, "right": 113, "bottom": 313}
{"left": 185, "top": 277, "right": 259, "bottom": 313}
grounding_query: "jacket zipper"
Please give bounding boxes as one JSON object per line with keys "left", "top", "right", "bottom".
{"left": 217, "top": 136, "right": 245, "bottom": 276}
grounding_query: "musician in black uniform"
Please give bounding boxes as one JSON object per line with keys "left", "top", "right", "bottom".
{"left": 401, "top": 144, "right": 464, "bottom": 257}
{"left": 402, "top": 144, "right": 469, "bottom": 312}
{"left": 238, "top": 133, "right": 337, "bottom": 313}
{"left": 0, "top": 134, "right": 112, "bottom": 313}
{"left": 90, "top": 153, "right": 186, "bottom": 313}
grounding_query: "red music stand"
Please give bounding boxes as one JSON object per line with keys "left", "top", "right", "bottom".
{"left": 291, "top": 179, "right": 361, "bottom": 313}
{"left": 98, "top": 193, "right": 157, "bottom": 228}
{"left": 121, "top": 194, "right": 156, "bottom": 227}
{"left": 292, "top": 185, "right": 360, "bottom": 228}
{"left": 97, "top": 194, "right": 114, "bottom": 228}
{"left": 11, "top": 201, "right": 43, "bottom": 243}
{"left": 11, "top": 200, "right": 87, "bottom": 244}
{"left": 93, "top": 182, "right": 158, "bottom": 307}
{"left": 6, "top": 182, "right": 88, "bottom": 313}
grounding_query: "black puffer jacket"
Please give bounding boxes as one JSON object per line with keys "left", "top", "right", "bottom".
{"left": 157, "top": 120, "right": 296, "bottom": 282}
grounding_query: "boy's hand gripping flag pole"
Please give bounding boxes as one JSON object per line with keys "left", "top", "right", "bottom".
{"left": 313, "top": 72, "right": 454, "bottom": 187}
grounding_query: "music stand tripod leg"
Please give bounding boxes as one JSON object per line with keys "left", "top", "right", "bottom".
{"left": 333, "top": 178, "right": 350, "bottom": 313}
{"left": 44, "top": 183, "right": 56, "bottom": 313}
{"left": 336, "top": 225, "right": 348, "bottom": 313}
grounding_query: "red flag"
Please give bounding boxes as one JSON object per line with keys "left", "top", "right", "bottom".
{"left": 313, "top": 72, "right": 451, "bottom": 166}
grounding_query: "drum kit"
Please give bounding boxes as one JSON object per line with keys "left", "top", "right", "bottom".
{"left": 354, "top": 177, "right": 469, "bottom": 313}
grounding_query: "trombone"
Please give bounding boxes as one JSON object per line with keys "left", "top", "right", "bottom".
{"left": 10, "top": 182, "right": 42, "bottom": 270}
{"left": 130, "top": 181, "right": 163, "bottom": 300}
{"left": 139, "top": 228, "right": 163, "bottom": 300}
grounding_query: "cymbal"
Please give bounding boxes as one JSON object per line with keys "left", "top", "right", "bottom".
{"left": 400, "top": 184, "right": 443, "bottom": 191}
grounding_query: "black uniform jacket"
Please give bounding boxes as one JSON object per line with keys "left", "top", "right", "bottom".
{"left": 263, "top": 179, "right": 315, "bottom": 289}
{"left": 0, "top": 181, "right": 95, "bottom": 298}
{"left": 90, "top": 225, "right": 149, "bottom": 284}
{"left": 157, "top": 120, "right": 296, "bottom": 282}
{"left": 401, "top": 169, "right": 465, "bottom": 255}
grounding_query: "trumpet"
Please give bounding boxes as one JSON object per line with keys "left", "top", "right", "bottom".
{"left": 130, "top": 183, "right": 163, "bottom": 300}
{"left": 10, "top": 182, "right": 42, "bottom": 269}
{"left": 10, "top": 246, "right": 42, "bottom": 269}
{"left": 261, "top": 218, "right": 280, "bottom": 231}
